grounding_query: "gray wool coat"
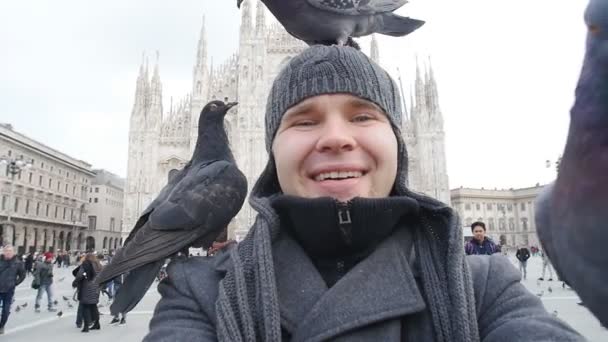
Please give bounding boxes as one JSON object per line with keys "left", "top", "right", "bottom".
{"left": 75, "top": 266, "right": 101, "bottom": 305}
{"left": 145, "top": 229, "right": 583, "bottom": 341}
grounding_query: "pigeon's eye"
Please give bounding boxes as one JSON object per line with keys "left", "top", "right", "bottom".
{"left": 589, "top": 24, "right": 601, "bottom": 35}
{"left": 209, "top": 104, "right": 218, "bottom": 110}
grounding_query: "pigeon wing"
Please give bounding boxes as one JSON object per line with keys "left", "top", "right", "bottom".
{"left": 96, "top": 161, "right": 247, "bottom": 284}
{"left": 307, "top": 0, "right": 408, "bottom": 15}
{"left": 122, "top": 162, "right": 191, "bottom": 247}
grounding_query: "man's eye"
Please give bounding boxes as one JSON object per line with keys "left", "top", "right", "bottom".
{"left": 352, "top": 114, "right": 374, "bottom": 122}
{"left": 293, "top": 120, "right": 316, "bottom": 127}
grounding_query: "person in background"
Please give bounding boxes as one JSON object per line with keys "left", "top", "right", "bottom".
{"left": 109, "top": 273, "right": 127, "bottom": 326}
{"left": 33, "top": 254, "right": 56, "bottom": 313}
{"left": 24, "top": 253, "right": 34, "bottom": 275}
{"left": 74, "top": 253, "right": 102, "bottom": 333}
{"left": 539, "top": 250, "right": 554, "bottom": 281}
{"left": 516, "top": 246, "right": 531, "bottom": 280}
{"left": 0, "top": 245, "right": 26, "bottom": 335}
{"left": 464, "top": 221, "right": 500, "bottom": 255}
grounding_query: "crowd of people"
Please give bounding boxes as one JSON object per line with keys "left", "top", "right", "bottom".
{"left": 0, "top": 245, "right": 128, "bottom": 334}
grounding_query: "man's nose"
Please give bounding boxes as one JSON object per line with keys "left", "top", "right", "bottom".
{"left": 315, "top": 118, "right": 357, "bottom": 153}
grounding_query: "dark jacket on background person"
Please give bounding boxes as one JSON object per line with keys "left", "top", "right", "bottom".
{"left": 33, "top": 260, "right": 54, "bottom": 285}
{"left": 24, "top": 254, "right": 34, "bottom": 272}
{"left": 516, "top": 248, "right": 531, "bottom": 262}
{"left": 0, "top": 255, "right": 26, "bottom": 292}
{"left": 464, "top": 237, "right": 500, "bottom": 255}
{"left": 145, "top": 196, "right": 583, "bottom": 341}
{"left": 75, "top": 260, "right": 101, "bottom": 305}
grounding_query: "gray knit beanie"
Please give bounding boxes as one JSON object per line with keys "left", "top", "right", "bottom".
{"left": 258, "top": 44, "right": 409, "bottom": 197}
{"left": 265, "top": 45, "right": 402, "bottom": 151}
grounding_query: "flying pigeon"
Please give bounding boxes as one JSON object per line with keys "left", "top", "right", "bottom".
{"left": 239, "top": 0, "right": 424, "bottom": 46}
{"left": 535, "top": 0, "right": 608, "bottom": 328}
{"left": 53, "top": 300, "right": 58, "bottom": 305}
{"left": 62, "top": 296, "right": 69, "bottom": 301}
{"left": 57, "top": 311, "right": 63, "bottom": 317}
{"left": 96, "top": 100, "right": 248, "bottom": 316}
{"left": 548, "top": 286, "right": 553, "bottom": 294}
{"left": 21, "top": 303, "right": 27, "bottom": 308}
{"left": 15, "top": 306, "right": 20, "bottom": 312}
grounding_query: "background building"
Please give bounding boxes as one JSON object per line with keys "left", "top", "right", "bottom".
{"left": 0, "top": 123, "right": 93, "bottom": 254}
{"left": 450, "top": 185, "right": 545, "bottom": 248}
{"left": 87, "top": 169, "right": 125, "bottom": 252}
{"left": 123, "top": 0, "right": 450, "bottom": 240}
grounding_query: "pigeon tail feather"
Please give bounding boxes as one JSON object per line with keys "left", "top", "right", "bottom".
{"left": 109, "top": 259, "right": 165, "bottom": 316}
{"left": 377, "top": 13, "right": 425, "bottom": 37}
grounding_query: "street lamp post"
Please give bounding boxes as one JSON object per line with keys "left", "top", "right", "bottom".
{"left": 0, "top": 155, "right": 33, "bottom": 246}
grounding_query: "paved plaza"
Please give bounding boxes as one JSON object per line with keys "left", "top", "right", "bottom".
{"left": 2, "top": 255, "right": 607, "bottom": 341}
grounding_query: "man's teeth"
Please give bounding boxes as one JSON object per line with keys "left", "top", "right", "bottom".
{"left": 314, "top": 171, "right": 363, "bottom": 181}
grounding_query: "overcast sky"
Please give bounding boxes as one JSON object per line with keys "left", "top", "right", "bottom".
{"left": 0, "top": 0, "right": 587, "bottom": 189}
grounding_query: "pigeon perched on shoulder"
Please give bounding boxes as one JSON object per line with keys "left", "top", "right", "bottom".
{"left": 96, "top": 100, "right": 248, "bottom": 316}
{"left": 535, "top": 0, "right": 608, "bottom": 328}
{"left": 239, "top": 0, "right": 424, "bottom": 46}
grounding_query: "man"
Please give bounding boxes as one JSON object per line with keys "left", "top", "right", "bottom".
{"left": 33, "top": 254, "right": 56, "bottom": 312}
{"left": 538, "top": 249, "right": 554, "bottom": 281}
{"left": 0, "top": 245, "right": 26, "bottom": 335}
{"left": 516, "top": 245, "right": 531, "bottom": 280}
{"left": 145, "top": 46, "right": 582, "bottom": 341}
{"left": 464, "top": 221, "right": 499, "bottom": 255}
{"left": 109, "top": 274, "right": 127, "bottom": 326}
{"left": 24, "top": 253, "right": 34, "bottom": 275}
{"left": 54, "top": 251, "right": 63, "bottom": 268}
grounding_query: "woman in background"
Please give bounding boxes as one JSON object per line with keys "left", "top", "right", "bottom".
{"left": 74, "top": 253, "right": 102, "bottom": 333}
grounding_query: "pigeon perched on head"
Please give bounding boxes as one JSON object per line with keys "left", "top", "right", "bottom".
{"left": 96, "top": 100, "right": 247, "bottom": 316}
{"left": 239, "top": 0, "right": 424, "bottom": 46}
{"left": 535, "top": 0, "right": 608, "bottom": 328}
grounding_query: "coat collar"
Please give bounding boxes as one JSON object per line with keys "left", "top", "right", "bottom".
{"left": 273, "top": 226, "right": 425, "bottom": 341}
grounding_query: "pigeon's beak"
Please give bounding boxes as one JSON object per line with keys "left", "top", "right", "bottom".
{"left": 237, "top": 0, "right": 243, "bottom": 9}
{"left": 226, "top": 102, "right": 238, "bottom": 109}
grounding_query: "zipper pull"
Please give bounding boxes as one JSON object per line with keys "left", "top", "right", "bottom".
{"left": 337, "top": 201, "right": 353, "bottom": 245}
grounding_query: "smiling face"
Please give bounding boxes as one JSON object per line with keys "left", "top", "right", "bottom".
{"left": 272, "top": 94, "right": 398, "bottom": 202}
{"left": 472, "top": 226, "right": 486, "bottom": 242}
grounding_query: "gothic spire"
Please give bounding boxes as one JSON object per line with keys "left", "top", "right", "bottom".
{"left": 132, "top": 51, "right": 148, "bottom": 115}
{"left": 195, "top": 16, "right": 208, "bottom": 69}
{"left": 152, "top": 50, "right": 160, "bottom": 82}
{"left": 414, "top": 55, "right": 426, "bottom": 112}
{"left": 425, "top": 56, "right": 443, "bottom": 124}
{"left": 256, "top": 0, "right": 266, "bottom": 36}
{"left": 370, "top": 35, "right": 379, "bottom": 63}
{"left": 240, "top": 0, "right": 252, "bottom": 35}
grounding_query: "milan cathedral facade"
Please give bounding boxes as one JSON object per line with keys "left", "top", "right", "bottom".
{"left": 122, "top": 0, "right": 450, "bottom": 239}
